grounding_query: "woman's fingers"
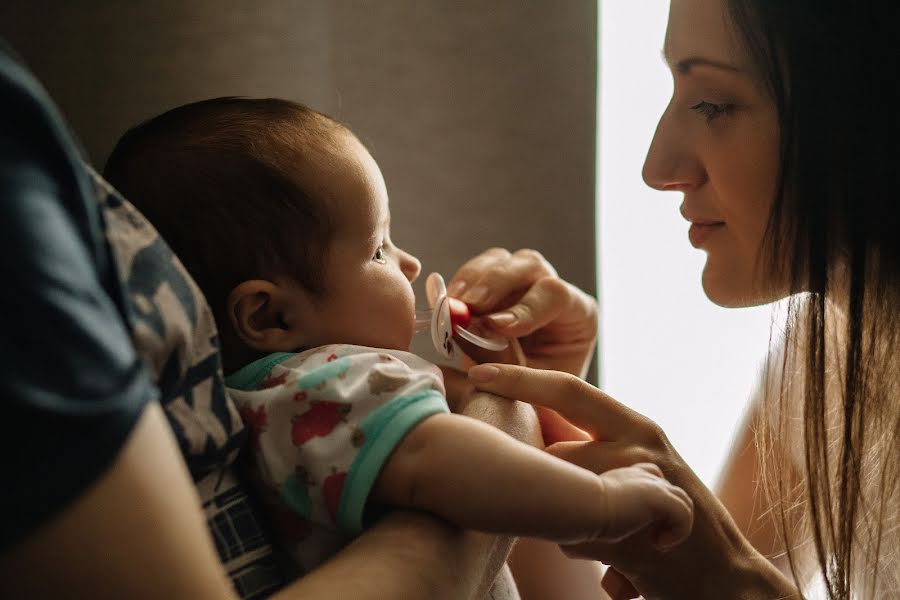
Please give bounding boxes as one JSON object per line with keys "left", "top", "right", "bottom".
{"left": 444, "top": 246, "right": 598, "bottom": 377}
{"left": 467, "top": 364, "right": 645, "bottom": 440}
{"left": 499, "top": 277, "right": 597, "bottom": 341}
{"left": 447, "top": 248, "right": 557, "bottom": 312}
{"left": 445, "top": 247, "right": 596, "bottom": 340}
{"left": 446, "top": 247, "right": 512, "bottom": 298}
{"left": 481, "top": 276, "right": 570, "bottom": 338}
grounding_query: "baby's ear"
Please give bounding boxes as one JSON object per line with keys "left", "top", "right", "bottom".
{"left": 228, "top": 280, "right": 307, "bottom": 353}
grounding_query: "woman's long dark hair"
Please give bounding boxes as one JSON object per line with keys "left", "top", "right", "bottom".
{"left": 727, "top": 1, "right": 900, "bottom": 597}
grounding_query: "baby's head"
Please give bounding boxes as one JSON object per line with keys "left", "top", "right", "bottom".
{"left": 105, "top": 97, "right": 422, "bottom": 373}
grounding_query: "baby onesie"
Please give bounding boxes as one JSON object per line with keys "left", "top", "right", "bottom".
{"left": 226, "top": 344, "right": 449, "bottom": 572}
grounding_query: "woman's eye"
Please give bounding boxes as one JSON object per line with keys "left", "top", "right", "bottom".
{"left": 373, "top": 245, "right": 387, "bottom": 263}
{"left": 690, "top": 100, "right": 732, "bottom": 122}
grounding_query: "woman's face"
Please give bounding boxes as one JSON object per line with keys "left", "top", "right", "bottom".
{"left": 643, "top": 0, "right": 783, "bottom": 307}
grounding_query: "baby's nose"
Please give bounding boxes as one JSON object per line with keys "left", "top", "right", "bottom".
{"left": 401, "top": 251, "right": 422, "bottom": 282}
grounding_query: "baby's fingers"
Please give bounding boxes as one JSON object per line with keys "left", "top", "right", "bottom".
{"left": 652, "top": 482, "right": 694, "bottom": 551}
{"left": 629, "top": 464, "right": 693, "bottom": 551}
{"left": 632, "top": 462, "right": 664, "bottom": 479}
{"left": 599, "top": 465, "right": 693, "bottom": 548}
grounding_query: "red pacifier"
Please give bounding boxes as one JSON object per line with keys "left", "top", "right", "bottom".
{"left": 415, "top": 273, "right": 509, "bottom": 359}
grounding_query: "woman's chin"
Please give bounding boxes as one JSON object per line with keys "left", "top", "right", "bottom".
{"left": 701, "top": 266, "right": 770, "bottom": 308}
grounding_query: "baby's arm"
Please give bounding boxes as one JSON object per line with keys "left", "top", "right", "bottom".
{"left": 441, "top": 368, "right": 606, "bottom": 599}
{"left": 373, "top": 412, "right": 693, "bottom": 547}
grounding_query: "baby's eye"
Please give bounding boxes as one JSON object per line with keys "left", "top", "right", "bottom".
{"left": 690, "top": 100, "right": 732, "bottom": 122}
{"left": 373, "top": 244, "right": 387, "bottom": 264}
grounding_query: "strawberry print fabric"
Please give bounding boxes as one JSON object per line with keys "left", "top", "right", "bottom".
{"left": 226, "top": 344, "right": 449, "bottom": 572}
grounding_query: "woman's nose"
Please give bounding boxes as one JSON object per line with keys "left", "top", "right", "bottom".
{"left": 399, "top": 249, "right": 422, "bottom": 283}
{"left": 642, "top": 108, "right": 704, "bottom": 193}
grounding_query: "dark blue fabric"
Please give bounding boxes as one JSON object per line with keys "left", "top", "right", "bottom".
{"left": 0, "top": 44, "right": 155, "bottom": 551}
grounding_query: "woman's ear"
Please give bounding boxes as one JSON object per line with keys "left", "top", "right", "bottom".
{"left": 227, "top": 280, "right": 310, "bottom": 353}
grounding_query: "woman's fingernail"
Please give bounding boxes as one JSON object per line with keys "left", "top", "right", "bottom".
{"left": 468, "top": 365, "right": 499, "bottom": 382}
{"left": 461, "top": 285, "right": 489, "bottom": 305}
{"left": 487, "top": 312, "right": 517, "bottom": 327}
{"left": 447, "top": 280, "right": 467, "bottom": 297}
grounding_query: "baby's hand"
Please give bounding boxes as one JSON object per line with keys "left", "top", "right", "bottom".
{"left": 588, "top": 463, "right": 693, "bottom": 550}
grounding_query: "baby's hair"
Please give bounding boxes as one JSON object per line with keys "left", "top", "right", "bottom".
{"left": 104, "top": 97, "right": 343, "bottom": 370}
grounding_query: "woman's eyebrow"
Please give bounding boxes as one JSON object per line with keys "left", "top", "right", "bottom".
{"left": 661, "top": 49, "right": 742, "bottom": 74}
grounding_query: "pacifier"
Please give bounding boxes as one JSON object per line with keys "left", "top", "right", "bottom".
{"left": 415, "top": 273, "right": 509, "bottom": 359}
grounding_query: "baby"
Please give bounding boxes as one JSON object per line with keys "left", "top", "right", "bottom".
{"left": 104, "top": 97, "right": 692, "bottom": 574}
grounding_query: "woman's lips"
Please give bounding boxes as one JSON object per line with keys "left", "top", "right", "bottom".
{"left": 688, "top": 222, "right": 725, "bottom": 248}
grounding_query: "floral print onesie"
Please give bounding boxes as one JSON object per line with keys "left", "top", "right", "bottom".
{"left": 225, "top": 344, "right": 449, "bottom": 573}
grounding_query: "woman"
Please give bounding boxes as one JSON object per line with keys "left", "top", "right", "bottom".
{"left": 464, "top": 0, "right": 899, "bottom": 598}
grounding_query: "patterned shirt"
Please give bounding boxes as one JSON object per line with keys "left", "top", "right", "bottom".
{"left": 92, "top": 170, "right": 288, "bottom": 598}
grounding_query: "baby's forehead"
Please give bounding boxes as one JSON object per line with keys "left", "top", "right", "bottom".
{"left": 324, "top": 183, "right": 386, "bottom": 240}
{"left": 299, "top": 130, "right": 387, "bottom": 238}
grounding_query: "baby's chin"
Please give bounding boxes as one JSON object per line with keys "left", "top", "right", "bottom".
{"left": 370, "top": 330, "right": 416, "bottom": 353}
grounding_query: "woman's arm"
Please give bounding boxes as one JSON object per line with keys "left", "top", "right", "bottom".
{"left": 468, "top": 363, "right": 801, "bottom": 600}
{"left": 715, "top": 403, "right": 785, "bottom": 565}
{"left": 716, "top": 398, "right": 816, "bottom": 589}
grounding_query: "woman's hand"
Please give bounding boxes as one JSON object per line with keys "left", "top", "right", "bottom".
{"left": 440, "top": 366, "right": 544, "bottom": 448}
{"left": 447, "top": 248, "right": 598, "bottom": 378}
{"left": 467, "top": 363, "right": 801, "bottom": 600}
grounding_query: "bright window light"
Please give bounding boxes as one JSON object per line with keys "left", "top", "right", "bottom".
{"left": 597, "top": 0, "right": 773, "bottom": 487}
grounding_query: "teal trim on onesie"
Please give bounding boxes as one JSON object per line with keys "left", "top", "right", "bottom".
{"left": 225, "top": 352, "right": 294, "bottom": 391}
{"left": 296, "top": 356, "right": 353, "bottom": 390}
{"left": 337, "top": 389, "right": 449, "bottom": 534}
